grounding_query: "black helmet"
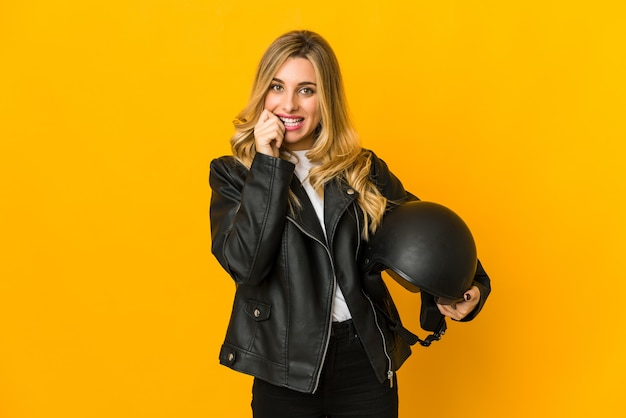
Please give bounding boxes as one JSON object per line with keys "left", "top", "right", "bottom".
{"left": 364, "top": 200, "right": 477, "bottom": 304}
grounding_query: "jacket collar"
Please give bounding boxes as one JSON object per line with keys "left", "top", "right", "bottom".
{"left": 288, "top": 177, "right": 358, "bottom": 245}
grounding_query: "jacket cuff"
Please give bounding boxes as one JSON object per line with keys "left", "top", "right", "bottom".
{"left": 251, "top": 152, "right": 295, "bottom": 174}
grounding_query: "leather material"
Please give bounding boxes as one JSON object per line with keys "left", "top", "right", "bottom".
{"left": 364, "top": 201, "right": 478, "bottom": 302}
{"left": 209, "top": 150, "right": 413, "bottom": 394}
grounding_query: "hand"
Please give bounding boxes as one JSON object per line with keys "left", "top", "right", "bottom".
{"left": 254, "top": 109, "right": 285, "bottom": 157}
{"left": 436, "top": 285, "right": 480, "bottom": 321}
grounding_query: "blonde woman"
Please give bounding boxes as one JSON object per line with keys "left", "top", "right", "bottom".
{"left": 209, "top": 30, "right": 490, "bottom": 418}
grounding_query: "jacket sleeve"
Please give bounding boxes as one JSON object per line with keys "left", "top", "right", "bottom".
{"left": 209, "top": 153, "right": 295, "bottom": 286}
{"left": 458, "top": 260, "right": 491, "bottom": 322}
{"left": 368, "top": 149, "right": 491, "bottom": 320}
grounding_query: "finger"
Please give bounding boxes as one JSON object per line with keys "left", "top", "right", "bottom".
{"left": 274, "top": 123, "right": 285, "bottom": 148}
{"left": 257, "top": 109, "right": 271, "bottom": 124}
{"left": 256, "top": 113, "right": 284, "bottom": 136}
{"left": 254, "top": 116, "right": 285, "bottom": 157}
{"left": 437, "top": 302, "right": 465, "bottom": 321}
{"left": 257, "top": 122, "right": 284, "bottom": 145}
{"left": 436, "top": 303, "right": 455, "bottom": 318}
{"left": 464, "top": 285, "right": 480, "bottom": 302}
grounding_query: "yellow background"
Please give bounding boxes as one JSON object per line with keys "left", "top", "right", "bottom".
{"left": 1, "top": 1, "right": 625, "bottom": 417}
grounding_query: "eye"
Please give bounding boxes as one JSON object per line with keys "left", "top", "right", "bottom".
{"left": 299, "top": 87, "right": 315, "bottom": 95}
{"left": 269, "top": 83, "right": 284, "bottom": 92}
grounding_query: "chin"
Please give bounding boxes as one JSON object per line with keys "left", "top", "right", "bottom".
{"left": 285, "top": 133, "right": 315, "bottom": 149}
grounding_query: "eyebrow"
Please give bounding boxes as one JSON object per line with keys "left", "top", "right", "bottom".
{"left": 272, "top": 77, "right": 317, "bottom": 86}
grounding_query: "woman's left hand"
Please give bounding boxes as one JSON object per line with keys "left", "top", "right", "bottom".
{"left": 436, "top": 285, "right": 481, "bottom": 321}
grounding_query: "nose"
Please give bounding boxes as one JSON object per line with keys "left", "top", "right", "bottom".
{"left": 282, "top": 92, "right": 299, "bottom": 112}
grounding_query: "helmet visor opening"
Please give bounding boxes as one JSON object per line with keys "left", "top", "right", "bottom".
{"left": 434, "top": 295, "right": 466, "bottom": 306}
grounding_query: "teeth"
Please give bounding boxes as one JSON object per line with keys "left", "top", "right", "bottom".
{"left": 280, "top": 117, "right": 303, "bottom": 127}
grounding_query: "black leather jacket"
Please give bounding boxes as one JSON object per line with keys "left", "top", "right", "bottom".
{"left": 209, "top": 150, "right": 488, "bottom": 394}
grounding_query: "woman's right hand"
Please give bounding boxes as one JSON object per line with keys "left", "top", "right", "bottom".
{"left": 254, "top": 109, "right": 285, "bottom": 158}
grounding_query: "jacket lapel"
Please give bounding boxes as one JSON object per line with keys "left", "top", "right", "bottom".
{"left": 289, "top": 176, "right": 327, "bottom": 242}
{"left": 324, "top": 180, "right": 358, "bottom": 248}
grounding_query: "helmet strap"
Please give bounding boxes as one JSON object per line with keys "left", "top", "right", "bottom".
{"left": 370, "top": 300, "right": 448, "bottom": 347}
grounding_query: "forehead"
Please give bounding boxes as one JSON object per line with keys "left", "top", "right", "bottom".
{"left": 274, "top": 57, "right": 317, "bottom": 83}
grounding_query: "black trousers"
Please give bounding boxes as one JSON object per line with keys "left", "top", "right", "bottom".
{"left": 251, "top": 320, "right": 398, "bottom": 418}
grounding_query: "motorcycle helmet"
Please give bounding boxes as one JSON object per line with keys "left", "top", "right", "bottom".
{"left": 364, "top": 200, "right": 477, "bottom": 305}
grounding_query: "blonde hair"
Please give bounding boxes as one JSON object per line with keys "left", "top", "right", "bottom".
{"left": 230, "top": 30, "right": 387, "bottom": 238}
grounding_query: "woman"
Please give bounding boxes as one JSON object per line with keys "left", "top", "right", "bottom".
{"left": 209, "top": 30, "right": 490, "bottom": 418}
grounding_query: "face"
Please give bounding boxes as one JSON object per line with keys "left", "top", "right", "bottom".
{"left": 264, "top": 57, "right": 321, "bottom": 151}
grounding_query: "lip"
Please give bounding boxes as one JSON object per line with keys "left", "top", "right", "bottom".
{"left": 277, "top": 114, "right": 305, "bottom": 131}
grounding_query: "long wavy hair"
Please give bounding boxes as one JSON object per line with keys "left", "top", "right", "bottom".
{"left": 230, "top": 30, "right": 387, "bottom": 238}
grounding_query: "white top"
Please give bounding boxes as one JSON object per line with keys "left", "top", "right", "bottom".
{"left": 291, "top": 150, "right": 352, "bottom": 322}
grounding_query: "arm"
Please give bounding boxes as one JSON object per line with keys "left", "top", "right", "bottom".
{"left": 368, "top": 150, "right": 492, "bottom": 321}
{"left": 209, "top": 153, "right": 295, "bottom": 285}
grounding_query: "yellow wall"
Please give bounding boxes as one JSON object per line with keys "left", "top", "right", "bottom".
{"left": 1, "top": 1, "right": 624, "bottom": 417}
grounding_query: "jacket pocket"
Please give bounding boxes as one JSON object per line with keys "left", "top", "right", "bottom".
{"left": 244, "top": 300, "right": 271, "bottom": 321}
{"left": 223, "top": 297, "right": 275, "bottom": 359}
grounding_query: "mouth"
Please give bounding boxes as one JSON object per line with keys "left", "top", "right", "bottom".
{"left": 279, "top": 116, "right": 305, "bottom": 130}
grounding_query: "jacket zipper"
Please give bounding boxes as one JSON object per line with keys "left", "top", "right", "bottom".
{"left": 287, "top": 217, "right": 337, "bottom": 394}
{"left": 365, "top": 292, "right": 394, "bottom": 388}
{"left": 354, "top": 205, "right": 394, "bottom": 387}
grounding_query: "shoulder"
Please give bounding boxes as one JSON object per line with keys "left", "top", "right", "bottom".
{"left": 210, "top": 155, "right": 247, "bottom": 176}
{"left": 210, "top": 155, "right": 240, "bottom": 169}
{"left": 209, "top": 156, "right": 249, "bottom": 189}
{"left": 361, "top": 148, "right": 417, "bottom": 202}
{"left": 359, "top": 148, "right": 391, "bottom": 178}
